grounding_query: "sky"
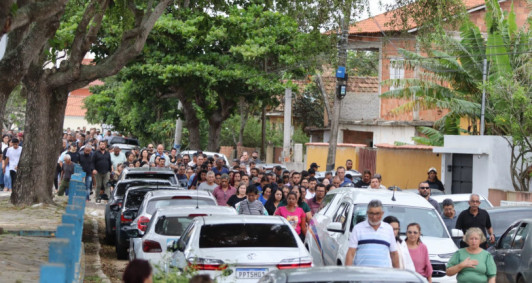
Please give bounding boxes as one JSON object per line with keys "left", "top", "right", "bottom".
{"left": 365, "top": 0, "right": 397, "bottom": 19}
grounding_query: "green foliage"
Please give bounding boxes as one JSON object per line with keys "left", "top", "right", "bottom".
{"left": 4, "top": 85, "right": 26, "bottom": 130}
{"left": 346, "top": 50, "right": 378, "bottom": 77}
{"left": 293, "top": 84, "right": 325, "bottom": 130}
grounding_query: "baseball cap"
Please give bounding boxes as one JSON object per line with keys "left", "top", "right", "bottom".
{"left": 428, "top": 167, "right": 437, "bottom": 173}
{"left": 310, "top": 162, "right": 319, "bottom": 168}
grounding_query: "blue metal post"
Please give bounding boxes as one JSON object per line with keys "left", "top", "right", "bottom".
{"left": 40, "top": 263, "right": 66, "bottom": 283}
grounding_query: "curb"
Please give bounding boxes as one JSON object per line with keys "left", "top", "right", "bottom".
{"left": 90, "top": 217, "right": 112, "bottom": 283}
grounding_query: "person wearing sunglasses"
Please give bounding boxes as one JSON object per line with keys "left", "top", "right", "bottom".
{"left": 406, "top": 223, "right": 432, "bottom": 282}
{"left": 418, "top": 182, "right": 441, "bottom": 214}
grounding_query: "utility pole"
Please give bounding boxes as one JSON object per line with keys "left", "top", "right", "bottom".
{"left": 174, "top": 101, "right": 183, "bottom": 152}
{"left": 326, "top": 5, "right": 350, "bottom": 171}
{"left": 480, "top": 58, "right": 487, "bottom": 135}
{"left": 283, "top": 88, "right": 292, "bottom": 164}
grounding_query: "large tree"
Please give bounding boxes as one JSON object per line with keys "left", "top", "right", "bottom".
{"left": 10, "top": 0, "right": 173, "bottom": 205}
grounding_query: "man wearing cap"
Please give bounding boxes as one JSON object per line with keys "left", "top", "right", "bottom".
{"left": 309, "top": 162, "right": 319, "bottom": 171}
{"left": 426, "top": 167, "right": 444, "bottom": 192}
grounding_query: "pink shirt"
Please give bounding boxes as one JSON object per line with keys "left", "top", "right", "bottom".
{"left": 212, "top": 185, "right": 236, "bottom": 206}
{"left": 274, "top": 206, "right": 305, "bottom": 234}
{"left": 408, "top": 242, "right": 433, "bottom": 278}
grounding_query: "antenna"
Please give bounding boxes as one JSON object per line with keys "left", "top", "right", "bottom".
{"left": 391, "top": 185, "right": 396, "bottom": 202}
{"left": 195, "top": 181, "right": 199, "bottom": 209}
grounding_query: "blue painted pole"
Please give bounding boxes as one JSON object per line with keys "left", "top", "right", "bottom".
{"left": 40, "top": 263, "right": 66, "bottom": 283}
{"left": 48, "top": 239, "right": 70, "bottom": 282}
{"left": 56, "top": 225, "right": 76, "bottom": 283}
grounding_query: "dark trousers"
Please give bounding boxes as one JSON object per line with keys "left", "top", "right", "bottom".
{"left": 10, "top": 170, "right": 17, "bottom": 187}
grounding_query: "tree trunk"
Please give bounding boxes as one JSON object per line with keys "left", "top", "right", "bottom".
{"left": 238, "top": 97, "right": 249, "bottom": 146}
{"left": 0, "top": 92, "right": 9, "bottom": 133}
{"left": 180, "top": 98, "right": 201, "bottom": 150}
{"left": 207, "top": 115, "right": 223, "bottom": 152}
{"left": 261, "top": 107, "right": 266, "bottom": 160}
{"left": 11, "top": 72, "right": 67, "bottom": 205}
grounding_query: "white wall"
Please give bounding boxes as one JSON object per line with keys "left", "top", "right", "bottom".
{"left": 63, "top": 116, "right": 100, "bottom": 131}
{"left": 338, "top": 124, "right": 416, "bottom": 145}
{"left": 436, "top": 135, "right": 514, "bottom": 197}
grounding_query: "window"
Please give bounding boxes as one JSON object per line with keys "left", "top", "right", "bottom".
{"left": 319, "top": 193, "right": 338, "bottom": 215}
{"left": 155, "top": 216, "right": 195, "bottom": 236}
{"left": 511, "top": 223, "right": 529, "bottom": 250}
{"left": 389, "top": 58, "right": 405, "bottom": 90}
{"left": 125, "top": 173, "right": 178, "bottom": 185}
{"left": 491, "top": 210, "right": 532, "bottom": 236}
{"left": 146, "top": 198, "right": 216, "bottom": 215}
{"left": 498, "top": 225, "right": 518, "bottom": 249}
{"left": 199, "top": 224, "right": 298, "bottom": 248}
{"left": 333, "top": 202, "right": 351, "bottom": 231}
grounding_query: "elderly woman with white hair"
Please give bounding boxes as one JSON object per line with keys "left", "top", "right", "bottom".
{"left": 446, "top": 227, "right": 496, "bottom": 283}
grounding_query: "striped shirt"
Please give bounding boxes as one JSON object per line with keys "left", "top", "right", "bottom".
{"left": 348, "top": 220, "right": 397, "bottom": 267}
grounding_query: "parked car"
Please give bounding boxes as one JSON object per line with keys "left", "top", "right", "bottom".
{"left": 179, "top": 150, "right": 229, "bottom": 167}
{"left": 489, "top": 218, "right": 532, "bottom": 283}
{"left": 168, "top": 215, "right": 312, "bottom": 282}
{"left": 314, "top": 170, "right": 362, "bottom": 183}
{"left": 306, "top": 187, "right": 457, "bottom": 282}
{"left": 109, "top": 136, "right": 140, "bottom": 154}
{"left": 128, "top": 206, "right": 237, "bottom": 267}
{"left": 258, "top": 266, "right": 428, "bottom": 283}
{"left": 105, "top": 179, "right": 176, "bottom": 244}
{"left": 486, "top": 206, "right": 532, "bottom": 244}
{"left": 119, "top": 167, "right": 179, "bottom": 186}
{"left": 432, "top": 194, "right": 493, "bottom": 216}
{"left": 129, "top": 190, "right": 217, "bottom": 237}
{"left": 115, "top": 185, "right": 181, "bottom": 259}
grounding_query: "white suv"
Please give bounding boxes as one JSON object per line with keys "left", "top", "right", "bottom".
{"left": 306, "top": 187, "right": 457, "bottom": 282}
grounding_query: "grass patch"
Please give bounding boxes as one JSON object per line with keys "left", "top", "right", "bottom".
{"left": 84, "top": 275, "right": 103, "bottom": 282}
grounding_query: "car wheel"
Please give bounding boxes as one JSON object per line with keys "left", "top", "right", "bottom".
{"left": 115, "top": 237, "right": 128, "bottom": 260}
{"left": 517, "top": 275, "right": 525, "bottom": 283}
{"left": 105, "top": 217, "right": 115, "bottom": 245}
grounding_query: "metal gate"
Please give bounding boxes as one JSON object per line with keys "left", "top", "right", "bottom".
{"left": 451, "top": 154, "right": 473, "bottom": 194}
{"left": 358, "top": 147, "right": 376, "bottom": 175}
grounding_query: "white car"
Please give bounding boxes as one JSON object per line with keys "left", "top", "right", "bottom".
{"left": 431, "top": 193, "right": 493, "bottom": 216}
{"left": 314, "top": 170, "right": 362, "bottom": 183}
{"left": 168, "top": 215, "right": 312, "bottom": 282}
{"left": 128, "top": 206, "right": 237, "bottom": 268}
{"left": 305, "top": 187, "right": 457, "bottom": 282}
{"left": 180, "top": 150, "right": 229, "bottom": 167}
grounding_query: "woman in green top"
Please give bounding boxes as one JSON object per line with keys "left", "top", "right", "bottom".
{"left": 276, "top": 185, "right": 312, "bottom": 222}
{"left": 446, "top": 227, "right": 496, "bottom": 283}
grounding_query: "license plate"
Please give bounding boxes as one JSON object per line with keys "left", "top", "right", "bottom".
{"left": 235, "top": 268, "right": 268, "bottom": 279}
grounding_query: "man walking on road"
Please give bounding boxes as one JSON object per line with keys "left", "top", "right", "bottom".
{"left": 3, "top": 138, "right": 22, "bottom": 192}
{"left": 58, "top": 155, "right": 75, "bottom": 196}
{"left": 345, "top": 199, "right": 399, "bottom": 268}
{"left": 455, "top": 194, "right": 495, "bottom": 249}
{"left": 92, "top": 141, "right": 112, "bottom": 201}
{"left": 418, "top": 182, "right": 441, "bottom": 214}
{"left": 79, "top": 145, "right": 94, "bottom": 200}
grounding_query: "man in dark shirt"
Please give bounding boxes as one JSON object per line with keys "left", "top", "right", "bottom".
{"left": 426, "top": 167, "right": 445, "bottom": 191}
{"left": 354, "top": 170, "right": 371, "bottom": 188}
{"left": 79, "top": 145, "right": 94, "bottom": 200}
{"left": 58, "top": 155, "right": 75, "bottom": 196}
{"left": 455, "top": 194, "right": 495, "bottom": 249}
{"left": 92, "top": 141, "right": 112, "bottom": 201}
{"left": 307, "top": 183, "right": 326, "bottom": 215}
{"left": 418, "top": 182, "right": 442, "bottom": 214}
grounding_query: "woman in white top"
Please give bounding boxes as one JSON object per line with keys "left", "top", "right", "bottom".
{"left": 383, "top": 215, "right": 415, "bottom": 271}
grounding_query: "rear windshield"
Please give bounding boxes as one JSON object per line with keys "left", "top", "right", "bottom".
{"left": 199, "top": 224, "right": 298, "bottom": 248}
{"left": 155, "top": 216, "right": 194, "bottom": 236}
{"left": 115, "top": 181, "right": 170, "bottom": 197}
{"left": 125, "top": 190, "right": 151, "bottom": 209}
{"left": 491, "top": 209, "right": 532, "bottom": 235}
{"left": 125, "top": 173, "right": 177, "bottom": 185}
{"left": 146, "top": 198, "right": 216, "bottom": 215}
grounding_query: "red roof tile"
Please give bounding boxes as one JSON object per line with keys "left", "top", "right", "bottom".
{"left": 65, "top": 95, "right": 88, "bottom": 117}
{"left": 349, "top": 0, "right": 489, "bottom": 35}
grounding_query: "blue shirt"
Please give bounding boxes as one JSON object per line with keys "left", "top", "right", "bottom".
{"left": 212, "top": 166, "right": 229, "bottom": 175}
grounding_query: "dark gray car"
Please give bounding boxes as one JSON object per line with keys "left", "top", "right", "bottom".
{"left": 489, "top": 218, "right": 532, "bottom": 283}
{"left": 258, "top": 266, "right": 427, "bottom": 283}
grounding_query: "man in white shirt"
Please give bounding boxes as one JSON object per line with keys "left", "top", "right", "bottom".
{"left": 4, "top": 138, "right": 22, "bottom": 191}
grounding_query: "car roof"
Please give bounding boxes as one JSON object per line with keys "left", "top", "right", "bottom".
{"left": 145, "top": 189, "right": 212, "bottom": 198}
{"left": 154, "top": 206, "right": 236, "bottom": 217}
{"left": 118, "top": 178, "right": 172, "bottom": 184}
{"left": 486, "top": 206, "right": 532, "bottom": 212}
{"left": 124, "top": 167, "right": 175, "bottom": 173}
{"left": 180, "top": 150, "right": 227, "bottom": 157}
{"left": 329, "top": 187, "right": 435, "bottom": 209}
{"left": 271, "top": 266, "right": 424, "bottom": 282}
{"left": 126, "top": 186, "right": 179, "bottom": 193}
{"left": 199, "top": 215, "right": 286, "bottom": 225}
{"left": 431, "top": 194, "right": 487, "bottom": 202}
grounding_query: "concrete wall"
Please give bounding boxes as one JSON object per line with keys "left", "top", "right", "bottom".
{"left": 338, "top": 124, "right": 417, "bottom": 146}
{"left": 375, "top": 144, "right": 441, "bottom": 189}
{"left": 340, "top": 92, "right": 380, "bottom": 121}
{"left": 305, "top": 143, "right": 366, "bottom": 170}
{"left": 436, "top": 135, "right": 515, "bottom": 198}
{"left": 63, "top": 116, "right": 99, "bottom": 132}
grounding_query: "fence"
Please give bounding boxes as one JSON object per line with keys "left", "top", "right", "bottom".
{"left": 40, "top": 165, "right": 86, "bottom": 283}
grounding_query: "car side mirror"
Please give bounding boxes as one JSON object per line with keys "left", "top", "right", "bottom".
{"left": 326, "top": 222, "right": 344, "bottom": 233}
{"left": 451, "top": 229, "right": 464, "bottom": 238}
{"left": 126, "top": 228, "right": 139, "bottom": 238}
{"left": 167, "top": 240, "right": 177, "bottom": 252}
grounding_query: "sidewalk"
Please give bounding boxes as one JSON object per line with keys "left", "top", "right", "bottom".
{"left": 0, "top": 193, "right": 66, "bottom": 282}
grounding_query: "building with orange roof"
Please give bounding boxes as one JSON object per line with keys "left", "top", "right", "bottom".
{"left": 63, "top": 79, "right": 103, "bottom": 131}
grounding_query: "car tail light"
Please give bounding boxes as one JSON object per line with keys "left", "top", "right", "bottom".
{"left": 142, "top": 240, "right": 162, "bottom": 253}
{"left": 187, "top": 258, "right": 227, "bottom": 270}
{"left": 188, "top": 214, "right": 207, "bottom": 218}
{"left": 276, "top": 257, "right": 312, "bottom": 269}
{"left": 138, "top": 216, "right": 150, "bottom": 232}
{"left": 120, "top": 213, "right": 132, "bottom": 224}
{"left": 172, "top": 196, "right": 192, "bottom": 199}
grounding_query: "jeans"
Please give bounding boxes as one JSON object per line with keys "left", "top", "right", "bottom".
{"left": 4, "top": 170, "right": 11, "bottom": 189}
{"left": 0, "top": 169, "right": 4, "bottom": 187}
{"left": 84, "top": 175, "right": 92, "bottom": 200}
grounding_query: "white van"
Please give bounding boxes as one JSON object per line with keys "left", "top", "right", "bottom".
{"left": 306, "top": 187, "right": 457, "bottom": 282}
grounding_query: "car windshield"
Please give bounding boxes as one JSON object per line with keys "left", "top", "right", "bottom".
{"left": 199, "top": 224, "right": 298, "bottom": 248}
{"left": 125, "top": 173, "right": 177, "bottom": 185}
{"left": 125, "top": 190, "right": 151, "bottom": 209}
{"left": 146, "top": 198, "right": 216, "bottom": 215}
{"left": 490, "top": 209, "right": 532, "bottom": 235}
{"left": 441, "top": 200, "right": 491, "bottom": 216}
{"left": 115, "top": 181, "right": 170, "bottom": 197}
{"left": 154, "top": 216, "right": 194, "bottom": 236}
{"left": 352, "top": 205, "right": 449, "bottom": 238}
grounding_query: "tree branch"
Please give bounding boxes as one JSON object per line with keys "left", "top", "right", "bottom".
{"left": 1, "top": 0, "right": 68, "bottom": 36}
